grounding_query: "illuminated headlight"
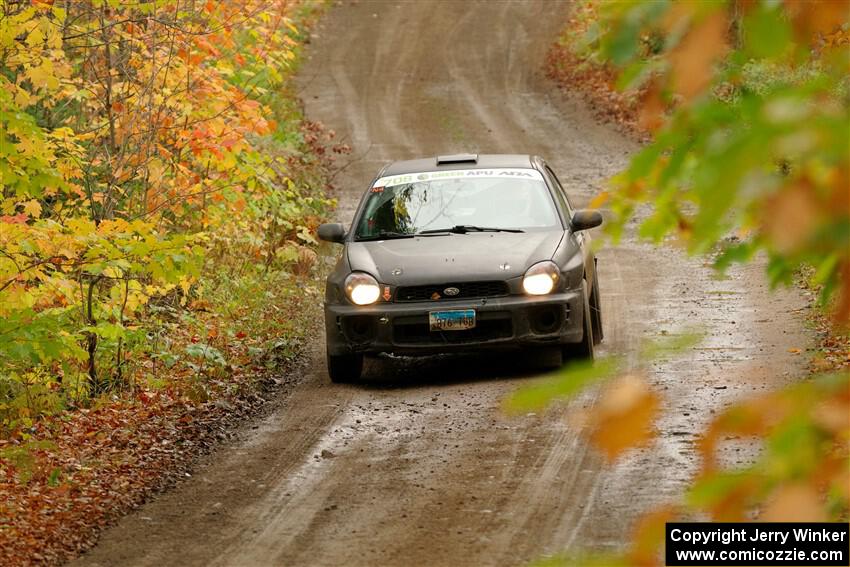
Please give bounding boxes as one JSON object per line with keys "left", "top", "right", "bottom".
{"left": 344, "top": 272, "right": 381, "bottom": 305}
{"left": 522, "top": 261, "right": 560, "bottom": 295}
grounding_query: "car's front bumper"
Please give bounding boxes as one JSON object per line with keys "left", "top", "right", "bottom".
{"left": 324, "top": 290, "right": 585, "bottom": 356}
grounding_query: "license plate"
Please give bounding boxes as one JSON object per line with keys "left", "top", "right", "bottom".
{"left": 429, "top": 309, "right": 476, "bottom": 332}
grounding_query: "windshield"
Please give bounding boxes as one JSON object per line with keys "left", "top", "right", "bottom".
{"left": 355, "top": 169, "right": 561, "bottom": 239}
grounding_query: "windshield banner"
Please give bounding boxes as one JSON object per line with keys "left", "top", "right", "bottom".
{"left": 373, "top": 168, "right": 545, "bottom": 188}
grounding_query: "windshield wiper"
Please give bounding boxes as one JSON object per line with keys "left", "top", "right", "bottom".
{"left": 418, "top": 225, "right": 525, "bottom": 235}
{"left": 355, "top": 231, "right": 415, "bottom": 241}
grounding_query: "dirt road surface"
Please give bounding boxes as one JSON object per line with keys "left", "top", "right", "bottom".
{"left": 73, "top": 2, "right": 810, "bottom": 566}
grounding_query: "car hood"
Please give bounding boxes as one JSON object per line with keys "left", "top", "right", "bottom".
{"left": 347, "top": 231, "right": 565, "bottom": 285}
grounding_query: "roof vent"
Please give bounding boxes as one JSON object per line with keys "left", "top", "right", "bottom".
{"left": 436, "top": 153, "right": 478, "bottom": 165}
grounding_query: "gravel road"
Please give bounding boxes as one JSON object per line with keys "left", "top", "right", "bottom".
{"left": 73, "top": 1, "right": 811, "bottom": 566}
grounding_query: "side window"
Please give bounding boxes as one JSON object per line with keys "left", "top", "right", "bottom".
{"left": 544, "top": 165, "right": 574, "bottom": 216}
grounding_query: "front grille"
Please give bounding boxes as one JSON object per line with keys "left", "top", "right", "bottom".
{"left": 395, "top": 281, "right": 509, "bottom": 302}
{"left": 392, "top": 312, "right": 513, "bottom": 345}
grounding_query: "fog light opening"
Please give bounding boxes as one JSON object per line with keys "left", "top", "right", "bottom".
{"left": 342, "top": 316, "right": 377, "bottom": 343}
{"left": 530, "top": 306, "right": 562, "bottom": 334}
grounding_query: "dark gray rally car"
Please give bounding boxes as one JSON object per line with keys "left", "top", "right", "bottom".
{"left": 317, "top": 154, "right": 603, "bottom": 382}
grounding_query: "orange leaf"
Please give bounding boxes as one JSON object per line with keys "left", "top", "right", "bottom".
{"left": 834, "top": 259, "right": 850, "bottom": 326}
{"left": 669, "top": 10, "right": 729, "bottom": 100}
{"left": 707, "top": 473, "right": 762, "bottom": 521}
{"left": 762, "top": 180, "right": 821, "bottom": 255}
{"left": 763, "top": 483, "right": 827, "bottom": 522}
{"left": 638, "top": 80, "right": 666, "bottom": 132}
{"left": 1, "top": 213, "right": 29, "bottom": 224}
{"left": 628, "top": 505, "right": 680, "bottom": 566}
{"left": 784, "top": 0, "right": 850, "bottom": 42}
{"left": 588, "top": 374, "right": 660, "bottom": 461}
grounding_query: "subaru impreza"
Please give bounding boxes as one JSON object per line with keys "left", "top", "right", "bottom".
{"left": 317, "top": 154, "right": 603, "bottom": 382}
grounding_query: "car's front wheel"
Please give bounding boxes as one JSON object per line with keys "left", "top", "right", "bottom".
{"left": 563, "top": 279, "right": 594, "bottom": 361}
{"left": 327, "top": 352, "right": 363, "bottom": 383}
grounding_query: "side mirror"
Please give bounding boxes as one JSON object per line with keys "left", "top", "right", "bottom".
{"left": 571, "top": 210, "right": 603, "bottom": 232}
{"left": 317, "top": 223, "right": 346, "bottom": 244}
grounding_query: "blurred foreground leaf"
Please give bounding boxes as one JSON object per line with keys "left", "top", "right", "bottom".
{"left": 505, "top": 357, "right": 622, "bottom": 413}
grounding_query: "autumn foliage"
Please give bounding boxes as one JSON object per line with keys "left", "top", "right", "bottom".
{"left": 524, "top": 1, "right": 849, "bottom": 564}
{"left": 1, "top": 1, "right": 335, "bottom": 561}
{"left": 1, "top": 1, "right": 332, "bottom": 424}
{"left": 592, "top": 0, "right": 850, "bottom": 323}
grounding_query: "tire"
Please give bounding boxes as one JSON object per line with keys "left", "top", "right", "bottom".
{"left": 327, "top": 352, "right": 363, "bottom": 383}
{"left": 563, "top": 279, "right": 594, "bottom": 361}
{"left": 590, "top": 273, "right": 603, "bottom": 345}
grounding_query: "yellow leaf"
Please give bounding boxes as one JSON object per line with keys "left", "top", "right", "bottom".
{"left": 21, "top": 200, "right": 42, "bottom": 218}
{"left": 66, "top": 217, "right": 96, "bottom": 236}
{"left": 26, "top": 26, "right": 44, "bottom": 48}
{"left": 13, "top": 85, "right": 32, "bottom": 107}
{"left": 147, "top": 158, "right": 166, "bottom": 184}
{"left": 589, "top": 191, "right": 610, "bottom": 210}
{"left": 26, "top": 60, "right": 60, "bottom": 91}
{"left": 102, "top": 266, "right": 123, "bottom": 279}
{"left": 15, "top": 135, "right": 40, "bottom": 158}
{"left": 98, "top": 218, "right": 129, "bottom": 234}
{"left": 46, "top": 26, "right": 63, "bottom": 51}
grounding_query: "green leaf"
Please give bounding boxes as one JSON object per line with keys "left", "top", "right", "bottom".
{"left": 47, "top": 467, "right": 62, "bottom": 487}
{"left": 743, "top": 6, "right": 792, "bottom": 60}
{"left": 185, "top": 343, "right": 226, "bottom": 366}
{"left": 687, "top": 470, "right": 754, "bottom": 509}
{"left": 505, "top": 357, "right": 622, "bottom": 413}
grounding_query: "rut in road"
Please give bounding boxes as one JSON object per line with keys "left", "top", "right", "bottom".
{"left": 73, "top": 2, "right": 811, "bottom": 566}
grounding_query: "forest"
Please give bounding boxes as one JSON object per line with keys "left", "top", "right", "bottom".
{"left": 1, "top": 1, "right": 340, "bottom": 562}
{"left": 1, "top": 1, "right": 848, "bottom": 566}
